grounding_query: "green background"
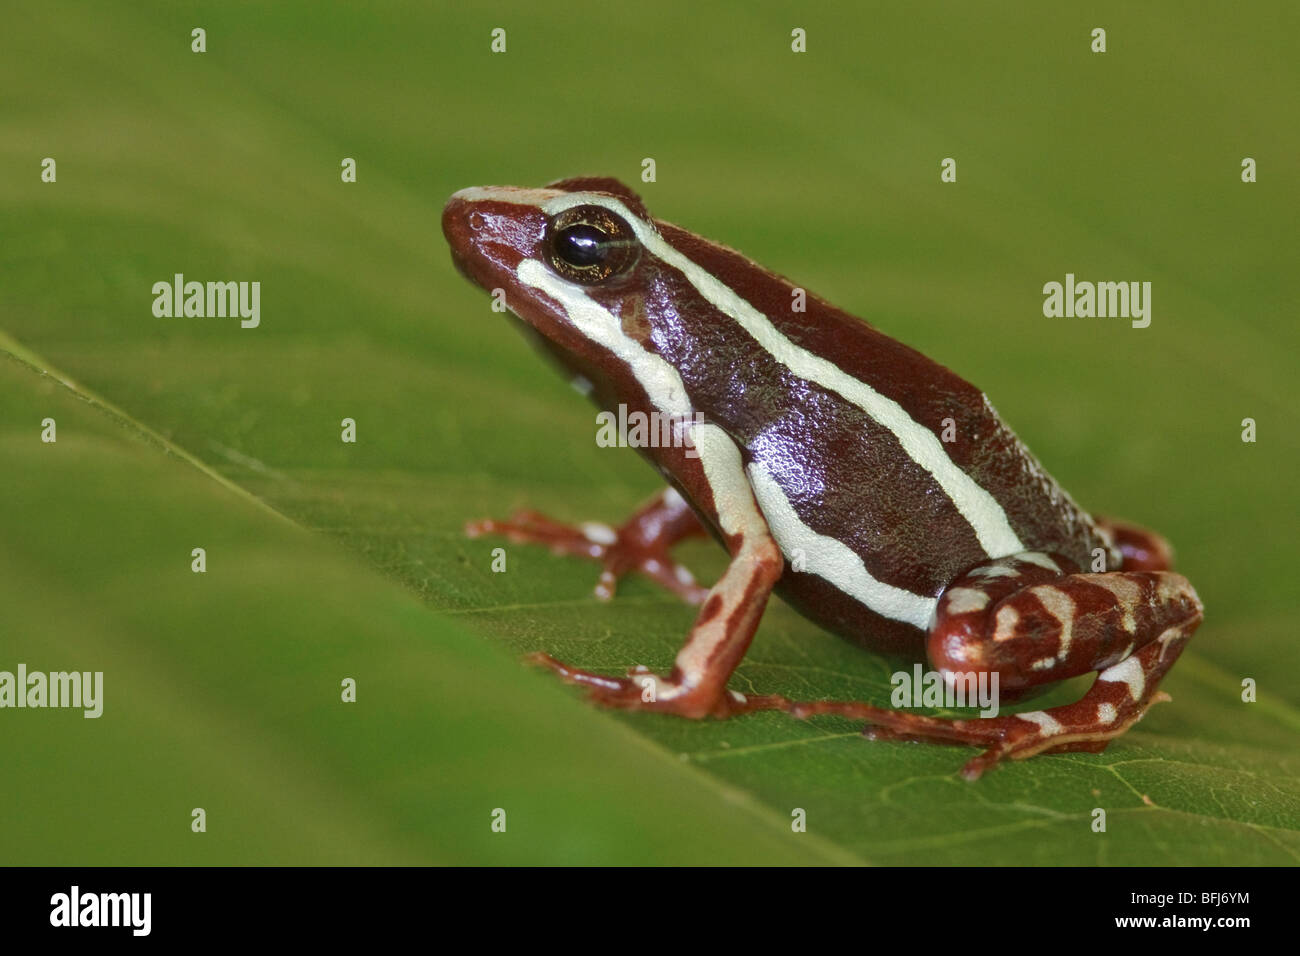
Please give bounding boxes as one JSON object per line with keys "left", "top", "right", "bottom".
{"left": 1, "top": 1, "right": 1296, "bottom": 864}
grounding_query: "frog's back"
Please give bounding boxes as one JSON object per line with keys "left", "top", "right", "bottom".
{"left": 650, "top": 220, "right": 1108, "bottom": 651}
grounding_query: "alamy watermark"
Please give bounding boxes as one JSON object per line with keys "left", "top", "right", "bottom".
{"left": 50, "top": 886, "right": 150, "bottom": 936}
{"left": 152, "top": 273, "right": 260, "bottom": 328}
{"left": 0, "top": 664, "right": 103, "bottom": 718}
{"left": 891, "top": 663, "right": 1000, "bottom": 717}
{"left": 1042, "top": 273, "right": 1151, "bottom": 328}
{"left": 596, "top": 404, "right": 704, "bottom": 458}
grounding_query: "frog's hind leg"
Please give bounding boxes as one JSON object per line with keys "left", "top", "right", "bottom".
{"left": 742, "top": 551, "right": 1203, "bottom": 779}
{"left": 466, "top": 486, "right": 709, "bottom": 604}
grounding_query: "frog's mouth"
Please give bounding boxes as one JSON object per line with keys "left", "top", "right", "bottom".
{"left": 447, "top": 245, "right": 476, "bottom": 284}
{"left": 443, "top": 229, "right": 517, "bottom": 304}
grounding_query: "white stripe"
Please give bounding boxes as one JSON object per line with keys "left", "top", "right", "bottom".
{"left": 517, "top": 261, "right": 758, "bottom": 541}
{"left": 1090, "top": 575, "right": 1141, "bottom": 633}
{"left": 580, "top": 522, "right": 617, "bottom": 545}
{"left": 537, "top": 191, "right": 1026, "bottom": 559}
{"left": 518, "top": 250, "right": 938, "bottom": 628}
{"left": 971, "top": 563, "right": 1019, "bottom": 579}
{"left": 514, "top": 209, "right": 964, "bottom": 630}
{"left": 1029, "top": 585, "right": 1076, "bottom": 660}
{"left": 1098, "top": 655, "right": 1145, "bottom": 701}
{"left": 668, "top": 424, "right": 770, "bottom": 695}
{"left": 1018, "top": 552, "right": 1060, "bottom": 571}
{"left": 1016, "top": 710, "right": 1064, "bottom": 735}
{"left": 693, "top": 424, "right": 767, "bottom": 540}
{"left": 454, "top": 185, "right": 564, "bottom": 205}
{"left": 993, "top": 605, "right": 1020, "bottom": 640}
{"left": 944, "top": 587, "right": 989, "bottom": 614}
{"left": 517, "top": 260, "right": 764, "bottom": 540}
{"left": 746, "top": 462, "right": 936, "bottom": 629}
{"left": 517, "top": 258, "right": 693, "bottom": 418}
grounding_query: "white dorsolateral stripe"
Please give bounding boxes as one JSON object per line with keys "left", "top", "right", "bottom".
{"left": 747, "top": 463, "right": 938, "bottom": 629}
{"left": 533, "top": 190, "right": 1027, "bottom": 559}
{"left": 515, "top": 254, "right": 935, "bottom": 629}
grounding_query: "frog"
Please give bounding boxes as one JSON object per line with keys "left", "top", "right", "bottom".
{"left": 442, "top": 176, "right": 1203, "bottom": 779}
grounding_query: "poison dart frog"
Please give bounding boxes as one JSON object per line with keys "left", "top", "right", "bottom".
{"left": 442, "top": 177, "right": 1203, "bottom": 779}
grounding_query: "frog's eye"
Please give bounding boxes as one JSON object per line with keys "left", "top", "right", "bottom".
{"left": 546, "top": 205, "right": 640, "bottom": 284}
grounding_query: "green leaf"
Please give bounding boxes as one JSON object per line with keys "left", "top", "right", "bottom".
{"left": 3, "top": 0, "right": 1297, "bottom": 865}
{"left": 0, "top": 349, "right": 849, "bottom": 864}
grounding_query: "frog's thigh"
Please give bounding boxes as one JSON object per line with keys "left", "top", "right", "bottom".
{"left": 929, "top": 552, "right": 1201, "bottom": 694}
{"left": 907, "top": 553, "right": 1203, "bottom": 776}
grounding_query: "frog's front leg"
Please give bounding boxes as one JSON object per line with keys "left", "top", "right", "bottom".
{"left": 766, "top": 551, "right": 1203, "bottom": 779}
{"left": 467, "top": 486, "right": 709, "bottom": 604}
{"left": 521, "top": 428, "right": 789, "bottom": 718}
{"left": 530, "top": 531, "right": 782, "bottom": 718}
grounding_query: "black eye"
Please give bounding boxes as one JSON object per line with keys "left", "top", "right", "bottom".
{"left": 554, "top": 224, "right": 609, "bottom": 268}
{"left": 546, "top": 205, "right": 640, "bottom": 284}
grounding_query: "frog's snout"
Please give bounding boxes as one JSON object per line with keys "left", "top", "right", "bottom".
{"left": 442, "top": 191, "right": 484, "bottom": 281}
{"left": 441, "top": 191, "right": 472, "bottom": 246}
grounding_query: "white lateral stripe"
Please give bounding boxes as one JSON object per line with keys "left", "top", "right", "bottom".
{"left": 538, "top": 192, "right": 1027, "bottom": 559}
{"left": 669, "top": 425, "right": 769, "bottom": 692}
{"left": 517, "top": 258, "right": 693, "bottom": 418}
{"left": 746, "top": 462, "right": 936, "bottom": 629}
{"left": 516, "top": 259, "right": 766, "bottom": 546}
{"left": 504, "top": 263, "right": 776, "bottom": 700}
{"left": 693, "top": 424, "right": 767, "bottom": 540}
{"left": 519, "top": 249, "right": 934, "bottom": 628}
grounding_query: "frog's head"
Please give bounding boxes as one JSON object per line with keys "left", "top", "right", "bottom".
{"left": 442, "top": 177, "right": 674, "bottom": 396}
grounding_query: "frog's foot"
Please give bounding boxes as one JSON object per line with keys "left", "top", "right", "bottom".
{"left": 766, "top": 668, "right": 1174, "bottom": 780}
{"left": 466, "top": 488, "right": 708, "bottom": 604}
{"left": 527, "top": 652, "right": 756, "bottom": 719}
